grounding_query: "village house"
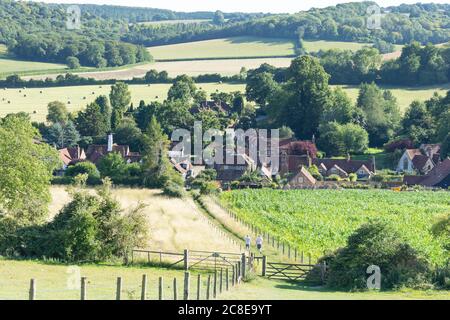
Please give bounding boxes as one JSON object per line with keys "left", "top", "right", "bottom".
{"left": 189, "top": 100, "right": 232, "bottom": 115}
{"left": 57, "top": 146, "right": 86, "bottom": 173}
{"left": 286, "top": 166, "right": 317, "bottom": 188}
{"left": 396, "top": 144, "right": 441, "bottom": 174}
{"left": 403, "top": 158, "right": 450, "bottom": 188}
{"left": 85, "top": 133, "right": 142, "bottom": 164}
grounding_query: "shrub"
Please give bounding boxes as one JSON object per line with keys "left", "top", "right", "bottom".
{"left": 322, "top": 222, "right": 430, "bottom": 290}
{"left": 327, "top": 174, "right": 341, "bottom": 181}
{"left": 163, "top": 181, "right": 185, "bottom": 198}
{"left": 349, "top": 173, "right": 357, "bottom": 182}
{"left": 200, "top": 181, "right": 221, "bottom": 195}
{"left": 65, "top": 162, "right": 101, "bottom": 185}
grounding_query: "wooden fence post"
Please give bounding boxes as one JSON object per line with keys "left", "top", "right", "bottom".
{"left": 141, "top": 274, "right": 147, "bottom": 301}
{"left": 158, "top": 277, "right": 163, "bottom": 300}
{"left": 262, "top": 256, "right": 267, "bottom": 277}
{"left": 184, "top": 249, "right": 189, "bottom": 271}
{"left": 206, "top": 275, "right": 211, "bottom": 300}
{"left": 81, "top": 277, "right": 87, "bottom": 301}
{"left": 213, "top": 270, "right": 217, "bottom": 298}
{"left": 232, "top": 265, "right": 236, "bottom": 286}
{"left": 226, "top": 268, "right": 229, "bottom": 291}
{"left": 116, "top": 277, "right": 122, "bottom": 300}
{"left": 173, "top": 278, "right": 177, "bottom": 300}
{"left": 219, "top": 268, "right": 223, "bottom": 294}
{"left": 196, "top": 274, "right": 201, "bottom": 300}
{"left": 183, "top": 272, "right": 190, "bottom": 300}
{"left": 241, "top": 253, "right": 246, "bottom": 279}
{"left": 29, "top": 279, "right": 36, "bottom": 300}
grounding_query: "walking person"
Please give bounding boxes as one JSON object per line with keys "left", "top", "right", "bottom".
{"left": 244, "top": 235, "right": 251, "bottom": 251}
{"left": 256, "top": 235, "right": 263, "bottom": 254}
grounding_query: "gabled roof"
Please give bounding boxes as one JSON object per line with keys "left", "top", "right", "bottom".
{"left": 313, "top": 158, "right": 375, "bottom": 174}
{"left": 327, "top": 164, "right": 349, "bottom": 177}
{"left": 406, "top": 149, "right": 422, "bottom": 160}
{"left": 289, "top": 166, "right": 316, "bottom": 185}
{"left": 411, "top": 154, "right": 432, "bottom": 170}
{"left": 356, "top": 164, "right": 372, "bottom": 174}
{"left": 86, "top": 144, "right": 135, "bottom": 164}
{"left": 419, "top": 158, "right": 450, "bottom": 187}
{"left": 59, "top": 146, "right": 86, "bottom": 166}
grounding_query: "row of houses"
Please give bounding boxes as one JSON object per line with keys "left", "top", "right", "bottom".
{"left": 396, "top": 144, "right": 450, "bottom": 188}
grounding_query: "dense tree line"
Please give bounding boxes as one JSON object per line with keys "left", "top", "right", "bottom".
{"left": 125, "top": 2, "right": 450, "bottom": 47}
{"left": 0, "top": 0, "right": 151, "bottom": 67}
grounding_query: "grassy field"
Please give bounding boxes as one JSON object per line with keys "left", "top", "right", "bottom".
{"left": 148, "top": 37, "right": 296, "bottom": 61}
{"left": 0, "top": 82, "right": 245, "bottom": 122}
{"left": 0, "top": 259, "right": 211, "bottom": 300}
{"left": 0, "top": 57, "right": 66, "bottom": 75}
{"left": 221, "top": 277, "right": 450, "bottom": 300}
{"left": 336, "top": 83, "right": 450, "bottom": 112}
{"left": 220, "top": 189, "right": 450, "bottom": 264}
{"left": 50, "top": 187, "right": 241, "bottom": 253}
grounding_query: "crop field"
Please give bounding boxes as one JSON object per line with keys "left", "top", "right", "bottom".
{"left": 0, "top": 259, "right": 209, "bottom": 300}
{"left": 148, "top": 37, "right": 296, "bottom": 60}
{"left": 336, "top": 84, "right": 450, "bottom": 112}
{"left": 0, "top": 82, "right": 245, "bottom": 122}
{"left": 219, "top": 189, "right": 450, "bottom": 264}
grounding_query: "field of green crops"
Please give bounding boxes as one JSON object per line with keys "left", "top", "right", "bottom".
{"left": 219, "top": 189, "right": 450, "bottom": 265}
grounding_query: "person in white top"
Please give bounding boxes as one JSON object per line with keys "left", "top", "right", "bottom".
{"left": 256, "top": 235, "right": 263, "bottom": 253}
{"left": 244, "top": 235, "right": 251, "bottom": 250}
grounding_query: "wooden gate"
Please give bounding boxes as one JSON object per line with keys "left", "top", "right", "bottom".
{"left": 262, "top": 259, "right": 326, "bottom": 283}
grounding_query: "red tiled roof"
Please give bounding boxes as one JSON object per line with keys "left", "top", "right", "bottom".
{"left": 59, "top": 147, "right": 86, "bottom": 166}
{"left": 419, "top": 158, "right": 450, "bottom": 187}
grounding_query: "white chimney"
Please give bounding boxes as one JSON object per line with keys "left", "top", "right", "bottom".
{"left": 107, "top": 133, "right": 113, "bottom": 152}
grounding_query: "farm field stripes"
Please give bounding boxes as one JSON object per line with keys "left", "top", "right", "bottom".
{"left": 147, "top": 37, "right": 297, "bottom": 60}
{"left": 22, "top": 57, "right": 293, "bottom": 80}
{"left": 332, "top": 83, "right": 450, "bottom": 113}
{"left": 219, "top": 189, "right": 450, "bottom": 265}
{"left": 0, "top": 83, "right": 245, "bottom": 122}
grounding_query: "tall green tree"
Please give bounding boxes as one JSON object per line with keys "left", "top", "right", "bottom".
{"left": 46, "top": 101, "right": 69, "bottom": 124}
{"left": 280, "top": 56, "right": 332, "bottom": 139}
{"left": 76, "top": 102, "right": 108, "bottom": 138}
{"left": 141, "top": 116, "right": 181, "bottom": 188}
{"left": 110, "top": 82, "right": 131, "bottom": 130}
{"left": 0, "top": 114, "right": 60, "bottom": 224}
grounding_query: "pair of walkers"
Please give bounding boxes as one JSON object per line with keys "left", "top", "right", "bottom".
{"left": 244, "top": 235, "right": 263, "bottom": 253}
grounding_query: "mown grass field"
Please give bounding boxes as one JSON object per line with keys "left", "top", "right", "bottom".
{"left": 0, "top": 82, "right": 245, "bottom": 122}
{"left": 219, "top": 189, "right": 450, "bottom": 264}
{"left": 0, "top": 259, "right": 210, "bottom": 300}
{"left": 0, "top": 57, "right": 66, "bottom": 75}
{"left": 334, "top": 83, "right": 450, "bottom": 112}
{"left": 148, "top": 36, "right": 296, "bottom": 60}
{"left": 221, "top": 277, "right": 450, "bottom": 300}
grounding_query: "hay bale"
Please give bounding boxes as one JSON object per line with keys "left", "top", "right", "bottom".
{"left": 7, "top": 101, "right": 10, "bottom": 104}
{"left": 40, "top": 91, "right": 43, "bottom": 94}
{"left": 83, "top": 96, "right": 86, "bottom": 99}
{"left": 33, "top": 110, "right": 37, "bottom": 114}
{"left": 24, "top": 94, "right": 26, "bottom": 97}
{"left": 67, "top": 101, "right": 71, "bottom": 104}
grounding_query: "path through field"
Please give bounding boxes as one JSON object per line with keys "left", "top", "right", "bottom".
{"left": 50, "top": 187, "right": 242, "bottom": 253}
